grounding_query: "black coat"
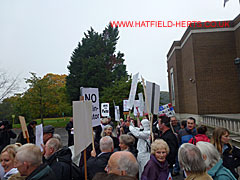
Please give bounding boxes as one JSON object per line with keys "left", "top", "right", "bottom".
{"left": 45, "top": 147, "right": 72, "bottom": 180}
{"left": 82, "top": 152, "right": 112, "bottom": 180}
{"left": 26, "top": 164, "right": 57, "bottom": 180}
{"left": 0, "top": 129, "right": 16, "bottom": 152}
{"left": 65, "top": 121, "right": 74, "bottom": 146}
{"left": 158, "top": 129, "right": 178, "bottom": 168}
{"left": 17, "top": 124, "right": 35, "bottom": 144}
{"left": 222, "top": 143, "right": 240, "bottom": 179}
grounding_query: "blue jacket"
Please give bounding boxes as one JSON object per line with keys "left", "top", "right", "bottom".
{"left": 178, "top": 128, "right": 196, "bottom": 145}
{"left": 208, "top": 159, "right": 236, "bottom": 180}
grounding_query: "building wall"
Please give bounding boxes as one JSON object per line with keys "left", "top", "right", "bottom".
{"left": 167, "top": 14, "right": 240, "bottom": 116}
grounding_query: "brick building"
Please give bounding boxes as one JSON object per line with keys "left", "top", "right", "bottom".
{"left": 167, "top": 14, "right": 240, "bottom": 121}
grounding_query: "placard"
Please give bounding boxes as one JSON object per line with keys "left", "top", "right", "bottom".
{"left": 101, "top": 103, "right": 109, "bottom": 117}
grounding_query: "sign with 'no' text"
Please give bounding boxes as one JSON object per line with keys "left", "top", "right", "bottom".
{"left": 80, "top": 87, "right": 101, "bottom": 127}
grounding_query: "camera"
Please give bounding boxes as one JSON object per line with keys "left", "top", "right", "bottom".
{"left": 0, "top": 120, "right": 12, "bottom": 130}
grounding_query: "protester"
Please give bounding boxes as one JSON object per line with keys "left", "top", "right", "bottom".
{"left": 196, "top": 141, "right": 236, "bottom": 180}
{"left": 65, "top": 117, "right": 74, "bottom": 146}
{"left": 82, "top": 136, "right": 113, "bottom": 180}
{"left": 188, "top": 125, "right": 210, "bottom": 144}
{"left": 170, "top": 116, "right": 180, "bottom": 134}
{"left": 15, "top": 143, "right": 56, "bottom": 180}
{"left": 43, "top": 125, "right": 55, "bottom": 144}
{"left": 107, "top": 116, "right": 114, "bottom": 130}
{"left": 180, "top": 120, "right": 187, "bottom": 129}
{"left": 0, "top": 144, "right": 21, "bottom": 180}
{"left": 93, "top": 172, "right": 137, "bottom": 180}
{"left": 119, "top": 134, "right": 137, "bottom": 157}
{"left": 141, "top": 139, "right": 171, "bottom": 180}
{"left": 101, "top": 125, "right": 119, "bottom": 151}
{"left": 173, "top": 117, "right": 197, "bottom": 176}
{"left": 128, "top": 114, "right": 150, "bottom": 179}
{"left": 178, "top": 143, "right": 213, "bottom": 180}
{"left": 44, "top": 138, "right": 72, "bottom": 180}
{"left": 157, "top": 115, "right": 178, "bottom": 171}
{"left": 211, "top": 127, "right": 240, "bottom": 179}
{"left": 17, "top": 120, "right": 37, "bottom": 145}
{"left": 0, "top": 121, "right": 17, "bottom": 152}
{"left": 105, "top": 151, "right": 139, "bottom": 178}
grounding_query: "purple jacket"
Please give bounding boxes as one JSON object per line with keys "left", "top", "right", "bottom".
{"left": 141, "top": 154, "right": 169, "bottom": 180}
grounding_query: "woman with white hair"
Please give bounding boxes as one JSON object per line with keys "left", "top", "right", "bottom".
{"left": 101, "top": 125, "right": 119, "bottom": 150}
{"left": 196, "top": 141, "right": 236, "bottom": 180}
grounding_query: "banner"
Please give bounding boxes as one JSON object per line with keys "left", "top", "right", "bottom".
{"left": 159, "top": 103, "right": 175, "bottom": 117}
{"left": 123, "top": 99, "right": 129, "bottom": 112}
{"left": 80, "top": 87, "right": 101, "bottom": 127}
{"left": 133, "top": 100, "right": 143, "bottom": 117}
{"left": 138, "top": 93, "right": 145, "bottom": 114}
{"left": 35, "top": 124, "right": 43, "bottom": 151}
{"left": 114, "top": 106, "right": 120, "bottom": 121}
{"left": 73, "top": 101, "right": 92, "bottom": 156}
{"left": 127, "top": 73, "right": 139, "bottom": 110}
{"left": 145, "top": 81, "right": 160, "bottom": 115}
{"left": 101, "top": 103, "right": 109, "bottom": 117}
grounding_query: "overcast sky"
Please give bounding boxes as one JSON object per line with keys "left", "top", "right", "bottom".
{"left": 0, "top": 0, "right": 239, "bottom": 93}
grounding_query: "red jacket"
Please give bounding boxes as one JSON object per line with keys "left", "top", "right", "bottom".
{"left": 188, "top": 134, "right": 210, "bottom": 144}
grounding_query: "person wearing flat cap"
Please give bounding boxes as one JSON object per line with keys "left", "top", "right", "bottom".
{"left": 43, "top": 125, "right": 55, "bottom": 144}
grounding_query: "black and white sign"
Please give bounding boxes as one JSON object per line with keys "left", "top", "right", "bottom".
{"left": 80, "top": 87, "right": 101, "bottom": 127}
{"left": 101, "top": 103, "right": 109, "bottom": 117}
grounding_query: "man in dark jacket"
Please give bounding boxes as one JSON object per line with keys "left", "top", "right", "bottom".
{"left": 82, "top": 136, "right": 114, "bottom": 180}
{"left": 158, "top": 115, "right": 178, "bottom": 171}
{"left": 44, "top": 138, "right": 72, "bottom": 180}
{"left": 0, "top": 121, "right": 16, "bottom": 152}
{"left": 17, "top": 120, "right": 37, "bottom": 144}
{"left": 65, "top": 117, "right": 74, "bottom": 146}
{"left": 15, "top": 143, "right": 56, "bottom": 180}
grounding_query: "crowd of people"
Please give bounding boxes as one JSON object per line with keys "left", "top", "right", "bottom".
{"left": 0, "top": 114, "right": 240, "bottom": 180}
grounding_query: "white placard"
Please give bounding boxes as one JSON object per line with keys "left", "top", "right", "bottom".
{"left": 80, "top": 87, "right": 101, "bottom": 127}
{"left": 145, "top": 81, "right": 160, "bottom": 115}
{"left": 133, "top": 100, "right": 143, "bottom": 117}
{"left": 35, "top": 124, "right": 43, "bottom": 151}
{"left": 138, "top": 93, "right": 145, "bottom": 113}
{"left": 114, "top": 106, "right": 120, "bottom": 121}
{"left": 101, "top": 103, "right": 109, "bottom": 117}
{"left": 127, "top": 73, "right": 139, "bottom": 110}
{"left": 123, "top": 100, "right": 129, "bottom": 112}
{"left": 73, "top": 101, "right": 92, "bottom": 156}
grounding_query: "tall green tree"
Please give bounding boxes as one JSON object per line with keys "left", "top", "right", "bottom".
{"left": 66, "top": 24, "right": 128, "bottom": 101}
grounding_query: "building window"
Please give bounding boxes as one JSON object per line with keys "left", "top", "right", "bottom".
{"left": 170, "top": 68, "right": 175, "bottom": 106}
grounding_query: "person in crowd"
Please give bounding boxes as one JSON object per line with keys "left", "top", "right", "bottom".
{"left": 178, "top": 143, "right": 213, "bottom": 180}
{"left": 44, "top": 138, "right": 72, "bottom": 180}
{"left": 157, "top": 115, "right": 178, "bottom": 172}
{"left": 196, "top": 141, "right": 236, "bottom": 180}
{"left": 101, "top": 118, "right": 108, "bottom": 130}
{"left": 189, "top": 125, "right": 210, "bottom": 144}
{"left": 15, "top": 143, "right": 56, "bottom": 180}
{"left": 141, "top": 139, "right": 171, "bottom": 180}
{"left": 170, "top": 116, "right": 180, "bottom": 134}
{"left": 180, "top": 120, "right": 187, "bottom": 129}
{"left": 105, "top": 151, "right": 139, "bottom": 178}
{"left": 119, "top": 134, "right": 137, "bottom": 157}
{"left": 0, "top": 144, "right": 21, "bottom": 180}
{"left": 101, "top": 125, "right": 119, "bottom": 151}
{"left": 17, "top": 121, "right": 37, "bottom": 145}
{"left": 211, "top": 127, "right": 240, "bottom": 179}
{"left": 128, "top": 115, "right": 150, "bottom": 179}
{"left": 0, "top": 121, "right": 17, "bottom": 152}
{"left": 82, "top": 136, "right": 113, "bottom": 180}
{"left": 43, "top": 125, "right": 55, "bottom": 144}
{"left": 65, "top": 117, "right": 74, "bottom": 146}
{"left": 117, "top": 118, "right": 125, "bottom": 137}
{"left": 107, "top": 116, "right": 114, "bottom": 130}
{"left": 173, "top": 117, "right": 197, "bottom": 176}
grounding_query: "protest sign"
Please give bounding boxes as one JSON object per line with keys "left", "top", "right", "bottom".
{"left": 133, "top": 100, "right": 144, "bottom": 117}
{"left": 80, "top": 87, "right": 101, "bottom": 127}
{"left": 159, "top": 103, "right": 175, "bottom": 117}
{"left": 73, "top": 100, "right": 92, "bottom": 156}
{"left": 114, "top": 106, "right": 120, "bottom": 121}
{"left": 145, "top": 81, "right": 160, "bottom": 115}
{"left": 138, "top": 93, "right": 145, "bottom": 114}
{"left": 101, "top": 103, "right": 109, "bottom": 117}
{"left": 18, "top": 116, "right": 29, "bottom": 139}
{"left": 123, "top": 100, "right": 128, "bottom": 112}
{"left": 35, "top": 124, "right": 43, "bottom": 151}
{"left": 127, "top": 73, "right": 139, "bottom": 110}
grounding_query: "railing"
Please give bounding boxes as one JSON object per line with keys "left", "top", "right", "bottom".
{"left": 201, "top": 115, "right": 240, "bottom": 135}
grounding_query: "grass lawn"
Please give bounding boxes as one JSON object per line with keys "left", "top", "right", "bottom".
{"left": 13, "top": 117, "right": 70, "bottom": 128}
